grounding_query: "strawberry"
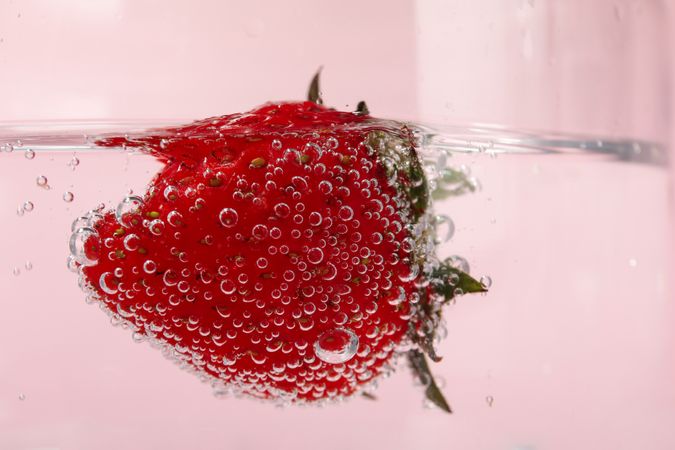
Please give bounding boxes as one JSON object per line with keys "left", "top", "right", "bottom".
{"left": 68, "top": 73, "right": 486, "bottom": 410}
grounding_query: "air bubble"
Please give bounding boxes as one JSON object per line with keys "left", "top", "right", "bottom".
{"left": 163, "top": 270, "right": 178, "bottom": 286}
{"left": 167, "top": 210, "right": 183, "bottom": 227}
{"left": 318, "top": 180, "right": 333, "bottom": 194}
{"left": 71, "top": 216, "right": 90, "bottom": 232}
{"left": 23, "top": 201, "right": 34, "bottom": 212}
{"left": 36, "top": 175, "right": 48, "bottom": 188}
{"left": 164, "top": 186, "right": 179, "bottom": 201}
{"left": 220, "top": 279, "right": 236, "bottom": 295}
{"left": 143, "top": 260, "right": 157, "bottom": 274}
{"left": 314, "top": 327, "right": 359, "bottom": 364}
{"left": 274, "top": 203, "right": 291, "bottom": 218}
{"left": 252, "top": 224, "right": 269, "bottom": 239}
{"left": 69, "top": 227, "right": 100, "bottom": 266}
{"left": 398, "top": 264, "right": 419, "bottom": 282}
{"left": 66, "top": 255, "right": 80, "bottom": 272}
{"left": 123, "top": 234, "right": 140, "bottom": 251}
{"left": 148, "top": 219, "right": 165, "bottom": 235}
{"left": 401, "top": 237, "right": 415, "bottom": 253}
{"left": 116, "top": 196, "right": 144, "bottom": 226}
{"left": 99, "top": 272, "right": 119, "bottom": 295}
{"left": 449, "top": 255, "right": 470, "bottom": 273}
{"left": 63, "top": 191, "right": 74, "bottom": 203}
{"left": 338, "top": 206, "right": 354, "bottom": 221}
{"left": 307, "top": 247, "right": 324, "bottom": 264}
{"left": 24, "top": 149, "right": 35, "bottom": 159}
{"left": 322, "top": 262, "right": 337, "bottom": 281}
{"left": 388, "top": 286, "right": 406, "bottom": 306}
{"left": 291, "top": 176, "right": 309, "bottom": 192}
{"left": 256, "top": 257, "right": 269, "bottom": 269}
{"left": 219, "top": 208, "right": 239, "bottom": 227}
{"left": 308, "top": 211, "right": 323, "bottom": 226}
{"left": 435, "top": 215, "right": 455, "bottom": 242}
{"left": 222, "top": 356, "right": 236, "bottom": 366}
{"left": 480, "top": 275, "right": 492, "bottom": 289}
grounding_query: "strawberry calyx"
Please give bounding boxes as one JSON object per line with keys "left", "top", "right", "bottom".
{"left": 342, "top": 69, "right": 485, "bottom": 411}
{"left": 67, "top": 70, "right": 488, "bottom": 412}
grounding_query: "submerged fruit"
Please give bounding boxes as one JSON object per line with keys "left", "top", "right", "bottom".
{"left": 69, "top": 73, "right": 486, "bottom": 410}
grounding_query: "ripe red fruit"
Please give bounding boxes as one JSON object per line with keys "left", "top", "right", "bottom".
{"left": 68, "top": 78, "right": 485, "bottom": 410}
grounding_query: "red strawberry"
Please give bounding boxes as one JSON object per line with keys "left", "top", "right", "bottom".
{"left": 68, "top": 74, "right": 486, "bottom": 410}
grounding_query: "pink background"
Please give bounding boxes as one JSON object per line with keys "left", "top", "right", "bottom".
{"left": 1, "top": 1, "right": 674, "bottom": 450}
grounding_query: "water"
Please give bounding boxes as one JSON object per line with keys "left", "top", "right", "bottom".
{"left": 0, "top": 122, "right": 672, "bottom": 449}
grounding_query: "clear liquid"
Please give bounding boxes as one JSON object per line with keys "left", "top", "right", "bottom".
{"left": 0, "top": 122, "right": 672, "bottom": 449}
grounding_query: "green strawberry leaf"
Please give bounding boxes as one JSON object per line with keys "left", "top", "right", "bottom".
{"left": 367, "top": 129, "right": 430, "bottom": 222}
{"left": 431, "top": 167, "right": 477, "bottom": 200}
{"left": 432, "top": 260, "right": 486, "bottom": 303}
{"left": 361, "top": 392, "right": 377, "bottom": 401}
{"left": 307, "top": 68, "right": 323, "bottom": 105}
{"left": 355, "top": 101, "right": 370, "bottom": 115}
{"left": 408, "top": 349, "right": 452, "bottom": 413}
{"left": 408, "top": 146, "right": 430, "bottom": 221}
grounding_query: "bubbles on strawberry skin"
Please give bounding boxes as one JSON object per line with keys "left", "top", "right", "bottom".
{"left": 66, "top": 101, "right": 488, "bottom": 409}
